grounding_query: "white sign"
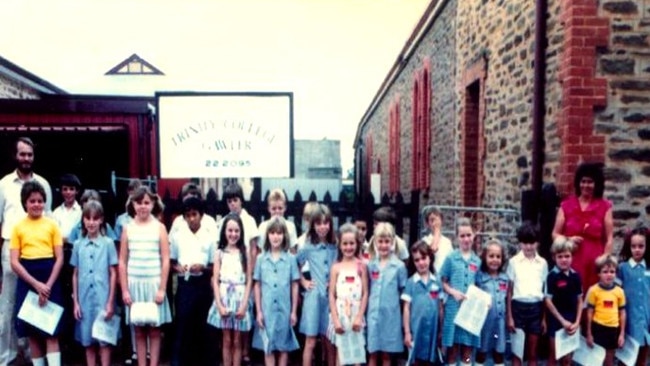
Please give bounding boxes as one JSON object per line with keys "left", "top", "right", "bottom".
{"left": 573, "top": 336, "right": 606, "bottom": 366}
{"left": 158, "top": 93, "right": 293, "bottom": 178}
{"left": 616, "top": 336, "right": 640, "bottom": 366}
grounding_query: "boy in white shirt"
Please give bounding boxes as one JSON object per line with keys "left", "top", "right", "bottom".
{"left": 170, "top": 197, "right": 215, "bottom": 366}
{"left": 507, "top": 221, "right": 548, "bottom": 366}
{"left": 51, "top": 174, "right": 82, "bottom": 243}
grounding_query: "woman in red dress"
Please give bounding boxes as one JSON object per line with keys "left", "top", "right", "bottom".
{"left": 552, "top": 163, "right": 614, "bottom": 292}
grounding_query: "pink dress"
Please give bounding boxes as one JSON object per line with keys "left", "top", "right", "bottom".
{"left": 560, "top": 195, "right": 611, "bottom": 291}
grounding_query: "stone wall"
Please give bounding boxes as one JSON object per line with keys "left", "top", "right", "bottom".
{"left": 456, "top": 0, "right": 537, "bottom": 209}
{"left": 596, "top": 0, "right": 650, "bottom": 231}
{"left": 357, "top": 0, "right": 650, "bottom": 241}
{"left": 0, "top": 73, "right": 39, "bottom": 99}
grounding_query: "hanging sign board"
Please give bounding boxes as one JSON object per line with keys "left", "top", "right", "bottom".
{"left": 157, "top": 92, "right": 293, "bottom": 178}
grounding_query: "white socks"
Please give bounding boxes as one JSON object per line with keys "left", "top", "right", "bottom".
{"left": 32, "top": 357, "right": 45, "bottom": 366}
{"left": 46, "top": 352, "right": 61, "bottom": 366}
{"left": 460, "top": 362, "right": 472, "bottom": 366}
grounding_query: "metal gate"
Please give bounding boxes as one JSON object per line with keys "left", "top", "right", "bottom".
{"left": 420, "top": 204, "right": 522, "bottom": 255}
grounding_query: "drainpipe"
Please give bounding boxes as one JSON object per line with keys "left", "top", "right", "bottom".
{"left": 531, "top": 0, "right": 548, "bottom": 207}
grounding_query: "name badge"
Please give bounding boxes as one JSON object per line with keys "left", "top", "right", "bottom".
{"left": 499, "top": 282, "right": 508, "bottom": 291}
{"left": 604, "top": 300, "right": 614, "bottom": 308}
{"left": 345, "top": 276, "right": 355, "bottom": 283}
{"left": 429, "top": 291, "right": 439, "bottom": 299}
{"left": 557, "top": 280, "right": 567, "bottom": 288}
{"left": 371, "top": 271, "right": 380, "bottom": 280}
{"left": 469, "top": 263, "right": 478, "bottom": 272}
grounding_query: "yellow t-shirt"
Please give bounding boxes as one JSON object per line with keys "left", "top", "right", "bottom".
{"left": 10, "top": 216, "right": 62, "bottom": 259}
{"left": 587, "top": 283, "right": 626, "bottom": 327}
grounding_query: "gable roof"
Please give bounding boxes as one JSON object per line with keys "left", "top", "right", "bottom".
{"left": 0, "top": 55, "right": 67, "bottom": 95}
{"left": 105, "top": 53, "right": 164, "bottom": 75}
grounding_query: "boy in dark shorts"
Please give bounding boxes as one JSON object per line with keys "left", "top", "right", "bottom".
{"left": 544, "top": 236, "right": 583, "bottom": 366}
{"left": 506, "top": 221, "right": 548, "bottom": 366}
{"left": 586, "top": 254, "right": 626, "bottom": 366}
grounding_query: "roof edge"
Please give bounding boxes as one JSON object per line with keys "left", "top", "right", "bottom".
{"left": 353, "top": 0, "right": 448, "bottom": 148}
{"left": 0, "top": 55, "right": 67, "bottom": 95}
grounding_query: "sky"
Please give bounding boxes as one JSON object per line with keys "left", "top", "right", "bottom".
{"left": 0, "top": 0, "right": 429, "bottom": 177}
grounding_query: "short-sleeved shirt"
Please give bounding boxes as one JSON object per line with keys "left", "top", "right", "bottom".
{"left": 587, "top": 283, "right": 626, "bottom": 327}
{"left": 52, "top": 201, "right": 82, "bottom": 239}
{"left": 507, "top": 251, "right": 548, "bottom": 302}
{"left": 619, "top": 259, "right": 650, "bottom": 343}
{"left": 10, "top": 216, "right": 62, "bottom": 259}
{"left": 545, "top": 266, "right": 582, "bottom": 315}
{"left": 170, "top": 222, "right": 215, "bottom": 274}
{"left": 173, "top": 214, "right": 218, "bottom": 239}
{"left": 0, "top": 170, "right": 52, "bottom": 240}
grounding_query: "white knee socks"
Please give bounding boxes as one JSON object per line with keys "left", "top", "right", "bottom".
{"left": 46, "top": 352, "right": 61, "bottom": 366}
{"left": 32, "top": 357, "right": 45, "bottom": 366}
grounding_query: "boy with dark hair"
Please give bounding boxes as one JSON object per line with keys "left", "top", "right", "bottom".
{"left": 170, "top": 182, "right": 218, "bottom": 237}
{"left": 52, "top": 173, "right": 82, "bottom": 243}
{"left": 169, "top": 197, "right": 215, "bottom": 366}
{"left": 507, "top": 221, "right": 548, "bottom": 366}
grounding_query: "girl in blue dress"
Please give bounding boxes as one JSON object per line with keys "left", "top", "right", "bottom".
{"left": 71, "top": 201, "right": 118, "bottom": 366}
{"left": 253, "top": 216, "right": 300, "bottom": 366}
{"left": 618, "top": 226, "right": 650, "bottom": 366}
{"left": 208, "top": 214, "right": 252, "bottom": 366}
{"left": 401, "top": 240, "right": 442, "bottom": 366}
{"left": 440, "top": 217, "right": 480, "bottom": 366}
{"left": 118, "top": 186, "right": 171, "bottom": 366}
{"left": 366, "top": 222, "right": 407, "bottom": 366}
{"left": 297, "top": 204, "right": 338, "bottom": 366}
{"left": 475, "top": 239, "right": 508, "bottom": 366}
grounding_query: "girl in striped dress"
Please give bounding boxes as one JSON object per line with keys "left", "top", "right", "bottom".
{"left": 118, "top": 186, "right": 172, "bottom": 366}
{"left": 208, "top": 214, "right": 252, "bottom": 366}
{"left": 440, "top": 218, "right": 480, "bottom": 366}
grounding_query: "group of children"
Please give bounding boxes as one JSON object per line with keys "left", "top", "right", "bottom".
{"left": 7, "top": 174, "right": 650, "bottom": 366}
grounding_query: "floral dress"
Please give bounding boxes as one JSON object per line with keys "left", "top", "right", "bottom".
{"left": 207, "top": 249, "right": 251, "bottom": 331}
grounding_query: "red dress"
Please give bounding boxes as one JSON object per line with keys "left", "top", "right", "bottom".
{"left": 560, "top": 195, "right": 612, "bottom": 291}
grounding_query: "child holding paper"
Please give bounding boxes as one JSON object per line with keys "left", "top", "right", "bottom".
{"left": 506, "top": 221, "right": 548, "bottom": 366}
{"left": 544, "top": 236, "right": 582, "bottom": 366}
{"left": 440, "top": 218, "right": 481, "bottom": 366}
{"left": 617, "top": 226, "right": 650, "bottom": 366}
{"left": 71, "top": 200, "right": 118, "bottom": 366}
{"left": 475, "top": 239, "right": 508, "bottom": 366}
{"left": 10, "top": 181, "right": 64, "bottom": 366}
{"left": 585, "top": 254, "right": 626, "bottom": 366}
{"left": 253, "top": 216, "right": 301, "bottom": 366}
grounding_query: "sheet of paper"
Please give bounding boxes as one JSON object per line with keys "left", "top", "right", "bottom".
{"left": 573, "top": 336, "right": 606, "bottom": 366}
{"left": 17, "top": 291, "right": 64, "bottom": 335}
{"left": 616, "top": 335, "right": 640, "bottom": 366}
{"left": 453, "top": 284, "right": 491, "bottom": 336}
{"left": 555, "top": 328, "right": 580, "bottom": 359}
{"left": 335, "top": 330, "right": 366, "bottom": 365}
{"left": 510, "top": 328, "right": 525, "bottom": 360}
{"left": 91, "top": 311, "right": 121, "bottom": 345}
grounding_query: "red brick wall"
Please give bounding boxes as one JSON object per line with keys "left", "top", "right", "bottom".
{"left": 461, "top": 58, "right": 487, "bottom": 206}
{"left": 556, "top": 0, "right": 609, "bottom": 195}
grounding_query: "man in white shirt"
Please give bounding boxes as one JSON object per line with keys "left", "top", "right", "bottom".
{"left": 0, "top": 137, "right": 52, "bottom": 366}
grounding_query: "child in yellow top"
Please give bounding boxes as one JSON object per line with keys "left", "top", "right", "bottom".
{"left": 10, "top": 181, "right": 64, "bottom": 366}
{"left": 585, "top": 254, "right": 626, "bottom": 366}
